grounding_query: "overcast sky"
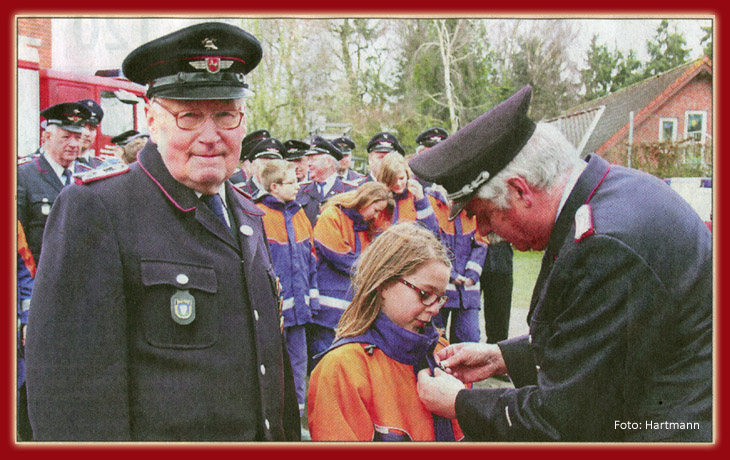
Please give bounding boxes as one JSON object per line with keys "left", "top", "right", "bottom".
{"left": 47, "top": 16, "right": 712, "bottom": 75}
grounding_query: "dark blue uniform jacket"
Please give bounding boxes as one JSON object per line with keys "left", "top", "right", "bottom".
{"left": 455, "top": 154, "right": 712, "bottom": 442}
{"left": 25, "top": 143, "right": 300, "bottom": 441}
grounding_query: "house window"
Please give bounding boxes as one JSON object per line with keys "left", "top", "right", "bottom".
{"left": 659, "top": 118, "right": 677, "bottom": 142}
{"left": 685, "top": 111, "right": 707, "bottom": 143}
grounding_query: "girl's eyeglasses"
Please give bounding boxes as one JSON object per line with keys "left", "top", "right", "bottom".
{"left": 398, "top": 278, "right": 448, "bottom": 307}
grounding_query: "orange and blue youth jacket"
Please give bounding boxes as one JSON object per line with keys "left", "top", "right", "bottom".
{"left": 381, "top": 189, "right": 439, "bottom": 236}
{"left": 431, "top": 191, "right": 488, "bottom": 310}
{"left": 312, "top": 205, "right": 374, "bottom": 329}
{"left": 308, "top": 312, "right": 465, "bottom": 441}
{"left": 257, "top": 195, "right": 319, "bottom": 326}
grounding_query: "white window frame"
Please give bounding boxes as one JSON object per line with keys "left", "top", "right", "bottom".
{"left": 658, "top": 117, "right": 677, "bottom": 142}
{"left": 685, "top": 110, "right": 707, "bottom": 143}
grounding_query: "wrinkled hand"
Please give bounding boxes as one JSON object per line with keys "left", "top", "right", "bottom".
{"left": 436, "top": 342, "right": 507, "bottom": 384}
{"left": 417, "top": 367, "right": 465, "bottom": 419}
{"left": 407, "top": 179, "right": 424, "bottom": 200}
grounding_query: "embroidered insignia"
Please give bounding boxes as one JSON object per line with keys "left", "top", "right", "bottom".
{"left": 574, "top": 204, "right": 595, "bottom": 242}
{"left": 189, "top": 59, "right": 234, "bottom": 73}
{"left": 171, "top": 289, "right": 196, "bottom": 325}
{"left": 202, "top": 37, "right": 218, "bottom": 50}
{"left": 206, "top": 57, "right": 220, "bottom": 73}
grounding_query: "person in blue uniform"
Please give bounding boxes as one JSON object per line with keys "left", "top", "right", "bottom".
{"left": 232, "top": 129, "right": 270, "bottom": 189}
{"left": 360, "top": 132, "right": 405, "bottom": 184}
{"left": 412, "top": 127, "right": 448, "bottom": 190}
{"left": 283, "top": 139, "right": 310, "bottom": 183}
{"left": 296, "top": 136, "right": 357, "bottom": 226}
{"left": 77, "top": 98, "right": 106, "bottom": 168}
{"left": 25, "top": 22, "right": 300, "bottom": 442}
{"left": 413, "top": 85, "right": 712, "bottom": 442}
{"left": 244, "top": 136, "right": 284, "bottom": 200}
{"left": 333, "top": 136, "right": 364, "bottom": 182}
{"left": 17, "top": 101, "right": 93, "bottom": 263}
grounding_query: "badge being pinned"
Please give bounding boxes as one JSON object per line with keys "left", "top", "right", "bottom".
{"left": 574, "top": 204, "right": 595, "bottom": 242}
{"left": 171, "top": 290, "right": 196, "bottom": 325}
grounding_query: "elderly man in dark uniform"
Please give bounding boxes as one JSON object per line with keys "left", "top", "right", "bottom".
{"left": 360, "top": 132, "right": 405, "bottom": 184}
{"left": 17, "top": 102, "right": 93, "bottom": 264}
{"left": 332, "top": 136, "right": 364, "bottom": 182}
{"left": 25, "top": 22, "right": 300, "bottom": 442}
{"left": 296, "top": 135, "right": 356, "bottom": 226}
{"left": 413, "top": 85, "right": 712, "bottom": 442}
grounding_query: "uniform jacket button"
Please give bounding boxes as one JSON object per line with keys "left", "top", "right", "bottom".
{"left": 260, "top": 364, "right": 266, "bottom": 375}
{"left": 264, "top": 419, "right": 270, "bottom": 430}
{"left": 176, "top": 273, "right": 189, "bottom": 285}
{"left": 254, "top": 310, "right": 260, "bottom": 321}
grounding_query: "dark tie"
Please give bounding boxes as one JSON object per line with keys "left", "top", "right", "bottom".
{"left": 317, "top": 182, "right": 325, "bottom": 199}
{"left": 62, "top": 169, "right": 73, "bottom": 187}
{"left": 202, "top": 193, "right": 229, "bottom": 228}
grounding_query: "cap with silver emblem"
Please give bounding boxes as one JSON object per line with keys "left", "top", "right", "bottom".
{"left": 409, "top": 85, "right": 536, "bottom": 220}
{"left": 40, "top": 102, "right": 93, "bottom": 134}
{"left": 122, "top": 22, "right": 263, "bottom": 100}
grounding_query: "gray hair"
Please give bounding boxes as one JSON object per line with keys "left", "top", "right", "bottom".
{"left": 476, "top": 122, "right": 583, "bottom": 209}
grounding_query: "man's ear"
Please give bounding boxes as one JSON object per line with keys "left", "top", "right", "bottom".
{"left": 506, "top": 176, "right": 533, "bottom": 207}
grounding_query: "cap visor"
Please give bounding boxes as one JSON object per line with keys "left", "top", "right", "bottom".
{"left": 151, "top": 85, "right": 252, "bottom": 100}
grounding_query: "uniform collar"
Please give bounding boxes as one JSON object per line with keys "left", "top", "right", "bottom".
{"left": 546, "top": 154, "right": 610, "bottom": 258}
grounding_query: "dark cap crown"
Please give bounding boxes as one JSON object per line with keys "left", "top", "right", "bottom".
{"left": 248, "top": 137, "right": 285, "bottom": 161}
{"left": 332, "top": 136, "right": 356, "bottom": 153}
{"left": 122, "top": 22, "right": 262, "bottom": 100}
{"left": 283, "top": 139, "right": 310, "bottom": 160}
{"left": 40, "top": 102, "right": 93, "bottom": 133}
{"left": 240, "top": 129, "right": 271, "bottom": 161}
{"left": 409, "top": 85, "right": 536, "bottom": 208}
{"left": 366, "top": 132, "right": 404, "bottom": 155}
{"left": 111, "top": 129, "right": 140, "bottom": 146}
{"left": 415, "top": 127, "right": 448, "bottom": 147}
{"left": 77, "top": 99, "right": 104, "bottom": 125}
{"left": 307, "top": 136, "right": 343, "bottom": 160}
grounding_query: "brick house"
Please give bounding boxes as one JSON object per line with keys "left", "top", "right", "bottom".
{"left": 546, "top": 57, "right": 712, "bottom": 168}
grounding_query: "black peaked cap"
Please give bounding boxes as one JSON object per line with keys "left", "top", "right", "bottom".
{"left": 409, "top": 85, "right": 536, "bottom": 217}
{"left": 122, "top": 22, "right": 262, "bottom": 100}
{"left": 415, "top": 127, "right": 448, "bottom": 147}
{"left": 307, "top": 136, "right": 343, "bottom": 161}
{"left": 40, "top": 102, "right": 93, "bottom": 133}
{"left": 283, "top": 139, "right": 310, "bottom": 160}
{"left": 248, "top": 137, "right": 285, "bottom": 161}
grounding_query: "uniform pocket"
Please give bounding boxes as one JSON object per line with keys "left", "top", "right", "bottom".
{"left": 140, "top": 259, "right": 219, "bottom": 349}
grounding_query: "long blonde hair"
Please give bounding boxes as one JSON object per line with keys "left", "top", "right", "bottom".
{"left": 375, "top": 151, "right": 410, "bottom": 189}
{"left": 321, "top": 181, "right": 394, "bottom": 213}
{"left": 336, "top": 222, "right": 451, "bottom": 338}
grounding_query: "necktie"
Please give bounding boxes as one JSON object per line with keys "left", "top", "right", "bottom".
{"left": 202, "top": 194, "right": 229, "bottom": 228}
{"left": 62, "top": 169, "right": 73, "bottom": 187}
{"left": 317, "top": 182, "right": 325, "bottom": 199}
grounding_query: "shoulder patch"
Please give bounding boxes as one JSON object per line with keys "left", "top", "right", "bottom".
{"left": 74, "top": 162, "right": 130, "bottom": 185}
{"left": 574, "top": 204, "right": 595, "bottom": 242}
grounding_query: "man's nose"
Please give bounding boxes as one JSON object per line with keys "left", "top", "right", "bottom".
{"left": 196, "top": 117, "right": 223, "bottom": 142}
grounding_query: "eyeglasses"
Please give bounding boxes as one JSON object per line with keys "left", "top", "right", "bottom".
{"left": 398, "top": 278, "right": 449, "bottom": 307}
{"left": 154, "top": 101, "right": 244, "bottom": 130}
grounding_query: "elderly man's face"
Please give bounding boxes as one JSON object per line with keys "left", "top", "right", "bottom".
{"left": 308, "top": 154, "right": 335, "bottom": 182}
{"left": 368, "top": 150, "right": 389, "bottom": 175}
{"left": 464, "top": 194, "right": 551, "bottom": 252}
{"left": 147, "top": 98, "right": 245, "bottom": 194}
{"left": 338, "top": 153, "right": 352, "bottom": 173}
{"left": 44, "top": 127, "right": 82, "bottom": 168}
{"left": 292, "top": 157, "right": 308, "bottom": 181}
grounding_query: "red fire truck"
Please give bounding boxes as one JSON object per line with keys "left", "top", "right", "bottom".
{"left": 18, "top": 54, "right": 146, "bottom": 162}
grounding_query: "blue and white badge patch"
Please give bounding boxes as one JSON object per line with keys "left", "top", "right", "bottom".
{"left": 574, "top": 204, "right": 595, "bottom": 242}
{"left": 171, "top": 290, "right": 196, "bottom": 325}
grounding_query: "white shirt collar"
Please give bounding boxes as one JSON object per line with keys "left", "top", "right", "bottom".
{"left": 555, "top": 161, "right": 588, "bottom": 223}
{"left": 43, "top": 152, "right": 73, "bottom": 183}
{"left": 320, "top": 173, "right": 338, "bottom": 195}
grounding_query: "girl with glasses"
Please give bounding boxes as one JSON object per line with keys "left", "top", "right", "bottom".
{"left": 308, "top": 222, "right": 465, "bottom": 441}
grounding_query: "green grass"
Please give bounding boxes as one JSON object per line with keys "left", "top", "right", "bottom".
{"left": 511, "top": 250, "right": 544, "bottom": 311}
